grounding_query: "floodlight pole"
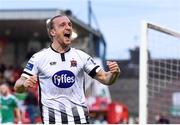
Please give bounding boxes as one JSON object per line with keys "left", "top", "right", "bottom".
{"left": 88, "top": 0, "right": 92, "bottom": 26}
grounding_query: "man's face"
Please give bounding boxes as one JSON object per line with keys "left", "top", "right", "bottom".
{"left": 0, "top": 84, "right": 9, "bottom": 96}
{"left": 50, "top": 16, "right": 73, "bottom": 46}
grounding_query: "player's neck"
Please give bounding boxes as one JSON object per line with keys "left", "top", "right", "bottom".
{"left": 51, "top": 41, "right": 70, "bottom": 53}
{"left": 2, "top": 92, "right": 10, "bottom": 97}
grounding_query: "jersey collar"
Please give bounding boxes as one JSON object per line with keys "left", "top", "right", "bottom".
{"left": 50, "top": 44, "right": 71, "bottom": 54}
{"left": 1, "top": 94, "right": 11, "bottom": 99}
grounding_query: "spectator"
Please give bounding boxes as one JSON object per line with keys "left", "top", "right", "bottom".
{"left": 24, "top": 88, "right": 40, "bottom": 123}
{"left": 0, "top": 72, "right": 5, "bottom": 85}
{"left": 0, "top": 63, "right": 5, "bottom": 74}
{"left": 155, "top": 113, "right": 170, "bottom": 124}
{"left": 4, "top": 65, "right": 14, "bottom": 89}
{"left": 0, "top": 83, "right": 21, "bottom": 123}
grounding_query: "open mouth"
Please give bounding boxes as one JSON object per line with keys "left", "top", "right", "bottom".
{"left": 64, "top": 33, "right": 71, "bottom": 39}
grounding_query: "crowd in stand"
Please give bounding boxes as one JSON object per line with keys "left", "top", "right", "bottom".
{"left": 0, "top": 63, "right": 41, "bottom": 124}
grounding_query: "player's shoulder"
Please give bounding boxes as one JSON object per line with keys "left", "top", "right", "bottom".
{"left": 9, "top": 95, "right": 19, "bottom": 104}
{"left": 72, "top": 48, "right": 89, "bottom": 57}
{"left": 8, "top": 94, "right": 17, "bottom": 100}
{"left": 31, "top": 47, "right": 50, "bottom": 60}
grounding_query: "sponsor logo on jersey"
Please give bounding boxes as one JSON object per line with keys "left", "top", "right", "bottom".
{"left": 25, "top": 63, "right": 34, "bottom": 71}
{"left": 52, "top": 70, "right": 75, "bottom": 88}
{"left": 70, "top": 59, "right": 77, "bottom": 67}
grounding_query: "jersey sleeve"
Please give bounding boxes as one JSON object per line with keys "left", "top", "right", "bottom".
{"left": 11, "top": 96, "right": 18, "bottom": 108}
{"left": 82, "top": 52, "right": 101, "bottom": 78}
{"left": 21, "top": 53, "right": 39, "bottom": 78}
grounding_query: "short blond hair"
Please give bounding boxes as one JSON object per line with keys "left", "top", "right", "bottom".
{"left": 46, "top": 14, "right": 66, "bottom": 40}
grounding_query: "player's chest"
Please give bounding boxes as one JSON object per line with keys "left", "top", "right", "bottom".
{"left": 1, "top": 98, "right": 13, "bottom": 108}
{"left": 38, "top": 56, "right": 83, "bottom": 77}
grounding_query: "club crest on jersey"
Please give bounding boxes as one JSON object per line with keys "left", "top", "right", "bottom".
{"left": 70, "top": 59, "right": 77, "bottom": 67}
{"left": 52, "top": 70, "right": 75, "bottom": 88}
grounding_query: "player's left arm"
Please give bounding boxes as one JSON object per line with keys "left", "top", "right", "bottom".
{"left": 14, "top": 107, "right": 21, "bottom": 124}
{"left": 94, "top": 61, "right": 120, "bottom": 85}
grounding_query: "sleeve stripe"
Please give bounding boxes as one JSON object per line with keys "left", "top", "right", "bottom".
{"left": 22, "top": 71, "right": 33, "bottom": 76}
{"left": 88, "top": 66, "right": 100, "bottom": 78}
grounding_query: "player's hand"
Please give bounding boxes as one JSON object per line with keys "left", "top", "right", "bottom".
{"left": 107, "top": 61, "right": 120, "bottom": 74}
{"left": 17, "top": 121, "right": 22, "bottom": 124}
{"left": 23, "top": 75, "right": 37, "bottom": 89}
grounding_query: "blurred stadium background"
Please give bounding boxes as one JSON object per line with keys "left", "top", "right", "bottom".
{"left": 0, "top": 0, "right": 180, "bottom": 124}
{"left": 0, "top": 8, "right": 137, "bottom": 124}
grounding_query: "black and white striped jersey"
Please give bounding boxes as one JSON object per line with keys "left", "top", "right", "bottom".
{"left": 21, "top": 45, "right": 101, "bottom": 124}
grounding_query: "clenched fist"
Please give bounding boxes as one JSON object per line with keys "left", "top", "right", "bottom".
{"left": 107, "top": 61, "right": 120, "bottom": 74}
{"left": 23, "top": 75, "right": 37, "bottom": 89}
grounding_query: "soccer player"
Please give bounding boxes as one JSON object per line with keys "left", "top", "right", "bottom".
{"left": 14, "top": 14, "right": 120, "bottom": 124}
{"left": 0, "top": 83, "right": 21, "bottom": 124}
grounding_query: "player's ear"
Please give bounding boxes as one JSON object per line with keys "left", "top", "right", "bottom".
{"left": 50, "top": 29, "right": 56, "bottom": 37}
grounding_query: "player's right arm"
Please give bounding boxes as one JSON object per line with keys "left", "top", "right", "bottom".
{"left": 14, "top": 75, "right": 37, "bottom": 93}
{"left": 14, "top": 52, "right": 41, "bottom": 93}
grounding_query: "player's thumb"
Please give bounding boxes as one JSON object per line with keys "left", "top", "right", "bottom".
{"left": 32, "top": 75, "right": 38, "bottom": 81}
{"left": 106, "top": 60, "right": 111, "bottom": 65}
